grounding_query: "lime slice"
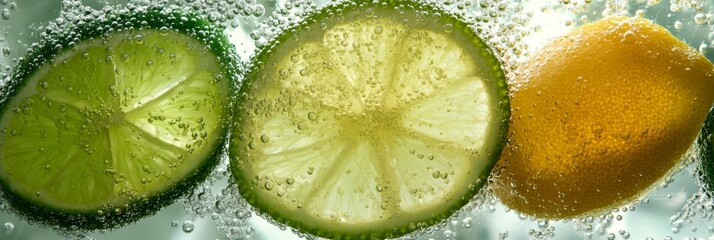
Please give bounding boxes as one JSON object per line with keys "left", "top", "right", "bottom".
{"left": 0, "top": 10, "right": 235, "bottom": 230}
{"left": 230, "top": 1, "right": 509, "bottom": 238}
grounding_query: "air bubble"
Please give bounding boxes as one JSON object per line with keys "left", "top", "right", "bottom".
{"left": 444, "top": 23, "right": 454, "bottom": 33}
{"left": 647, "top": 0, "right": 661, "bottom": 6}
{"left": 694, "top": 13, "right": 707, "bottom": 25}
{"left": 215, "top": 200, "right": 227, "bottom": 213}
{"left": 181, "top": 220, "right": 194, "bottom": 233}
{"left": 1, "top": 9, "right": 9, "bottom": 20}
{"left": 462, "top": 217, "right": 473, "bottom": 228}
{"left": 443, "top": 229, "right": 455, "bottom": 238}
{"left": 622, "top": 31, "right": 636, "bottom": 44}
{"left": 253, "top": 5, "right": 265, "bottom": 17}
{"left": 699, "top": 43, "right": 708, "bottom": 55}
{"left": 669, "top": 4, "right": 681, "bottom": 12}
{"left": 579, "top": 15, "right": 589, "bottom": 23}
{"left": 135, "top": 34, "right": 144, "bottom": 44}
{"left": 619, "top": 230, "right": 630, "bottom": 239}
{"left": 3, "top": 222, "right": 13, "bottom": 235}
{"left": 365, "top": 8, "right": 374, "bottom": 17}
{"left": 374, "top": 26, "right": 383, "bottom": 34}
{"left": 308, "top": 112, "right": 318, "bottom": 121}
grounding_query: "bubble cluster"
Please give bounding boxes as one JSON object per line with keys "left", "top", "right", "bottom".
{"left": 212, "top": 183, "right": 255, "bottom": 240}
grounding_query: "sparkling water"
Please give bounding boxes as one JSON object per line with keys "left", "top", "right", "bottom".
{"left": 1, "top": 0, "right": 713, "bottom": 239}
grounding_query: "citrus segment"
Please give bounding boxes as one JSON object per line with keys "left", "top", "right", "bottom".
{"left": 0, "top": 10, "right": 234, "bottom": 230}
{"left": 39, "top": 46, "right": 118, "bottom": 110}
{"left": 231, "top": 2, "right": 508, "bottom": 238}
{"left": 493, "top": 16, "right": 714, "bottom": 219}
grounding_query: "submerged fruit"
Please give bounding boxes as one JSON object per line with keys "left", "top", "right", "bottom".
{"left": 493, "top": 16, "right": 714, "bottom": 219}
{"left": 230, "top": 1, "right": 509, "bottom": 238}
{"left": 0, "top": 9, "right": 236, "bottom": 230}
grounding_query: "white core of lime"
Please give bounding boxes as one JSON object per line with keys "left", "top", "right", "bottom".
{"left": 0, "top": 29, "right": 227, "bottom": 212}
{"left": 234, "top": 14, "right": 504, "bottom": 234}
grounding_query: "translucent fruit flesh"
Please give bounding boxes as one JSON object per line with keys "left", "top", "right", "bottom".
{"left": 231, "top": 4, "right": 508, "bottom": 239}
{"left": 493, "top": 16, "right": 714, "bottom": 219}
{"left": 0, "top": 29, "right": 228, "bottom": 214}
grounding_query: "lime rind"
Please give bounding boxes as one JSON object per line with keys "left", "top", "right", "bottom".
{"left": 697, "top": 107, "right": 714, "bottom": 193}
{"left": 230, "top": 0, "right": 509, "bottom": 239}
{"left": 0, "top": 8, "right": 238, "bottom": 231}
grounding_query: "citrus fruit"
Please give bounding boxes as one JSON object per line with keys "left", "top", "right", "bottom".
{"left": 229, "top": 1, "right": 509, "bottom": 238}
{"left": 492, "top": 16, "right": 714, "bottom": 219}
{"left": 0, "top": 9, "right": 236, "bottom": 230}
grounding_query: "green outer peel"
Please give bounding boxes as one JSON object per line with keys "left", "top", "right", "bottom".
{"left": 698, "top": 107, "right": 714, "bottom": 193}
{"left": 230, "top": 0, "right": 510, "bottom": 239}
{"left": 0, "top": 8, "right": 238, "bottom": 230}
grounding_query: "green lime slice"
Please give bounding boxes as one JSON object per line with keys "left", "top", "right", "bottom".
{"left": 230, "top": 1, "right": 509, "bottom": 238}
{"left": 0, "top": 9, "right": 235, "bottom": 230}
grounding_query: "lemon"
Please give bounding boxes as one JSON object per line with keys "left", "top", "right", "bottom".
{"left": 492, "top": 16, "right": 714, "bottom": 219}
{"left": 0, "top": 9, "right": 236, "bottom": 230}
{"left": 229, "top": 1, "right": 509, "bottom": 238}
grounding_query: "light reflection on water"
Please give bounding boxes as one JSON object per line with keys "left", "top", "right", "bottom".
{"left": 1, "top": 0, "right": 713, "bottom": 239}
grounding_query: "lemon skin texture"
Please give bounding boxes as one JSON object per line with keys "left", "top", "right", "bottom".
{"left": 493, "top": 16, "right": 714, "bottom": 219}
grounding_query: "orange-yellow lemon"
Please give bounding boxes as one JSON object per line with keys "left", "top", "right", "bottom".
{"left": 492, "top": 16, "right": 714, "bottom": 219}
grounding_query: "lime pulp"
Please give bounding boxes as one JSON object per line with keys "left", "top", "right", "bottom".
{"left": 230, "top": 2, "right": 509, "bottom": 238}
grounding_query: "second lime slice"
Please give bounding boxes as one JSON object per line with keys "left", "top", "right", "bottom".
{"left": 230, "top": 1, "right": 509, "bottom": 238}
